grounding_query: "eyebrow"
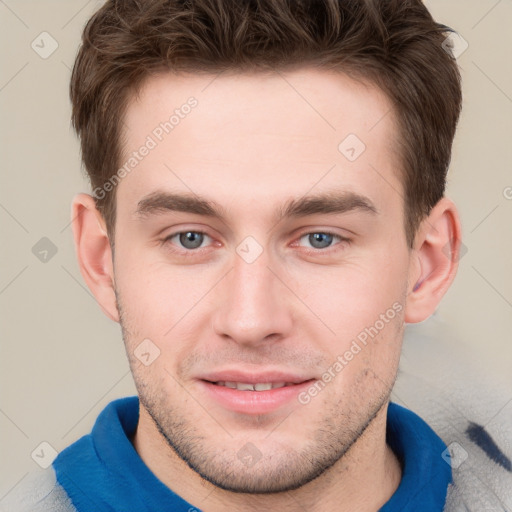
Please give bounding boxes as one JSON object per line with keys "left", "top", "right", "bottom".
{"left": 134, "top": 189, "right": 379, "bottom": 223}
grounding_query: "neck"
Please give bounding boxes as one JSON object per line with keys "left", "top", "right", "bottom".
{"left": 133, "top": 401, "right": 402, "bottom": 511}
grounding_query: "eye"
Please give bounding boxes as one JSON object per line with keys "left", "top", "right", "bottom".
{"left": 296, "top": 231, "right": 350, "bottom": 251}
{"left": 164, "top": 231, "right": 213, "bottom": 251}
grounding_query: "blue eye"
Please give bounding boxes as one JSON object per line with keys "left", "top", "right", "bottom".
{"left": 165, "top": 231, "right": 211, "bottom": 250}
{"left": 298, "top": 232, "right": 347, "bottom": 250}
{"left": 304, "top": 233, "right": 335, "bottom": 249}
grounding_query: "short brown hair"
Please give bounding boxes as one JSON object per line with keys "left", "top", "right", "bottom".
{"left": 70, "top": 0, "right": 462, "bottom": 249}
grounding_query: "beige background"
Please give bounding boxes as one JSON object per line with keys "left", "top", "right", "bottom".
{"left": 1, "top": 0, "right": 511, "bottom": 500}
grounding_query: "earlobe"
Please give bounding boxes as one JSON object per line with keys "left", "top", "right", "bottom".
{"left": 404, "top": 197, "right": 462, "bottom": 324}
{"left": 71, "top": 193, "right": 120, "bottom": 323}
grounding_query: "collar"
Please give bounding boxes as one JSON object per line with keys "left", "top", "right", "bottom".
{"left": 380, "top": 402, "right": 452, "bottom": 511}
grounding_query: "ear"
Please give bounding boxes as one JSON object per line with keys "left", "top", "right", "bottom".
{"left": 71, "top": 193, "right": 119, "bottom": 323}
{"left": 404, "top": 197, "right": 462, "bottom": 323}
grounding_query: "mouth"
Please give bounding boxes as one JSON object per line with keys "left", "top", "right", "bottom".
{"left": 197, "top": 375, "right": 316, "bottom": 415}
{"left": 206, "top": 381, "right": 300, "bottom": 391}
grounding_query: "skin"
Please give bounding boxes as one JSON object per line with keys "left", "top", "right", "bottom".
{"left": 71, "top": 67, "right": 462, "bottom": 511}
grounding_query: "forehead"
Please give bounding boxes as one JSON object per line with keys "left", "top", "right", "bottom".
{"left": 117, "top": 67, "right": 402, "bottom": 222}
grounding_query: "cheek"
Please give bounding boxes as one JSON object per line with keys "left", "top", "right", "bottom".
{"left": 116, "top": 254, "right": 182, "bottom": 314}
{"left": 286, "top": 253, "right": 407, "bottom": 388}
{"left": 114, "top": 257, "right": 217, "bottom": 360}
{"left": 322, "top": 311, "right": 404, "bottom": 405}
{"left": 290, "top": 254, "right": 406, "bottom": 336}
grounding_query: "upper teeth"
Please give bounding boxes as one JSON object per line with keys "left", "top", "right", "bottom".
{"left": 215, "top": 381, "right": 291, "bottom": 391}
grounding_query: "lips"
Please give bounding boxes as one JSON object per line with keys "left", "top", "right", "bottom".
{"left": 196, "top": 370, "right": 316, "bottom": 414}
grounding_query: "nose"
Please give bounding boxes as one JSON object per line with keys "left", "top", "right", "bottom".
{"left": 211, "top": 248, "right": 294, "bottom": 347}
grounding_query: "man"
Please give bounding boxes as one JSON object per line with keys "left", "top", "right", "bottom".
{"left": 4, "top": 0, "right": 511, "bottom": 511}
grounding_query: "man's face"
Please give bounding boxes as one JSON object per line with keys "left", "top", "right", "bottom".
{"left": 113, "top": 68, "right": 412, "bottom": 493}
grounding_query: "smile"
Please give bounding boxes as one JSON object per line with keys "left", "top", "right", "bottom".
{"left": 199, "top": 378, "right": 316, "bottom": 415}
{"left": 211, "top": 381, "right": 295, "bottom": 391}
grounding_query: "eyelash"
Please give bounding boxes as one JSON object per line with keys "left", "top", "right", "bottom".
{"left": 161, "top": 230, "right": 351, "bottom": 257}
